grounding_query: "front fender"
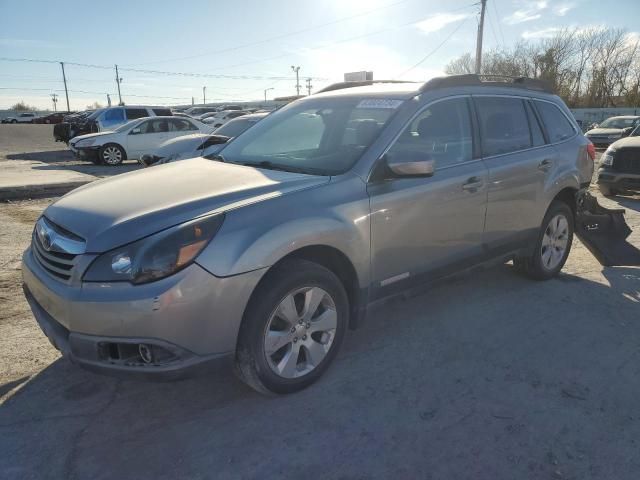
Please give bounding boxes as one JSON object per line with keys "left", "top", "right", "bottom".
{"left": 196, "top": 175, "right": 371, "bottom": 288}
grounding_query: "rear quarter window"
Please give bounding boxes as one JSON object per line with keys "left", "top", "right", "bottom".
{"left": 152, "top": 108, "right": 172, "bottom": 116}
{"left": 534, "top": 101, "right": 576, "bottom": 143}
{"left": 125, "top": 108, "right": 150, "bottom": 120}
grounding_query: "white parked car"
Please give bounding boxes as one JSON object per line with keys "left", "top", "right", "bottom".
{"left": 69, "top": 116, "right": 213, "bottom": 165}
{"left": 139, "top": 112, "right": 268, "bottom": 167}
{"left": 202, "top": 110, "right": 248, "bottom": 128}
{"left": 3, "top": 112, "right": 39, "bottom": 123}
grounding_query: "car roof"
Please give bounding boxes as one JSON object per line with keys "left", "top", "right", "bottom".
{"left": 605, "top": 116, "right": 640, "bottom": 120}
{"left": 312, "top": 82, "right": 421, "bottom": 100}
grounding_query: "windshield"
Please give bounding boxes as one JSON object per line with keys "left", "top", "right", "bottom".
{"left": 599, "top": 117, "right": 639, "bottom": 129}
{"left": 219, "top": 98, "right": 401, "bottom": 175}
{"left": 114, "top": 119, "right": 140, "bottom": 133}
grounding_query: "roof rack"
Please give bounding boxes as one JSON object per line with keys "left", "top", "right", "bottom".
{"left": 419, "top": 74, "right": 553, "bottom": 94}
{"left": 315, "top": 80, "right": 417, "bottom": 94}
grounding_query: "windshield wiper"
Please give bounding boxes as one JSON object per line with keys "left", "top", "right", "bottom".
{"left": 237, "top": 160, "right": 310, "bottom": 174}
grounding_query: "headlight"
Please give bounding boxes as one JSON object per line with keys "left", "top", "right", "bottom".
{"left": 601, "top": 150, "right": 614, "bottom": 166}
{"left": 83, "top": 214, "right": 224, "bottom": 284}
{"left": 75, "top": 138, "right": 96, "bottom": 147}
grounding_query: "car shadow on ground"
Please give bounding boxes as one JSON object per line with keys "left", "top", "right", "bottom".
{"left": 5, "top": 150, "right": 141, "bottom": 177}
{"left": 6, "top": 150, "right": 74, "bottom": 163}
{"left": 612, "top": 194, "right": 640, "bottom": 212}
{"left": 2, "top": 264, "right": 640, "bottom": 479}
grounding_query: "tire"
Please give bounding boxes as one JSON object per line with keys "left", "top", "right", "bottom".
{"left": 99, "top": 143, "right": 126, "bottom": 166}
{"left": 514, "top": 201, "right": 574, "bottom": 281}
{"left": 10, "top": 119, "right": 17, "bottom": 124}
{"left": 598, "top": 184, "right": 616, "bottom": 197}
{"left": 235, "top": 259, "right": 349, "bottom": 395}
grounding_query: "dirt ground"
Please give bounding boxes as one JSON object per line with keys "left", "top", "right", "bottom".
{"left": 1, "top": 187, "right": 639, "bottom": 479}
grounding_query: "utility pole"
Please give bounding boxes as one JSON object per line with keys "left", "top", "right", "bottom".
{"left": 192, "top": 96, "right": 195, "bottom": 106}
{"left": 203, "top": 86, "right": 206, "bottom": 105}
{"left": 264, "top": 87, "right": 274, "bottom": 102}
{"left": 106, "top": 94, "right": 112, "bottom": 107}
{"left": 475, "top": 0, "right": 487, "bottom": 74}
{"left": 51, "top": 93, "right": 58, "bottom": 112}
{"left": 60, "top": 62, "right": 70, "bottom": 112}
{"left": 306, "top": 78, "right": 312, "bottom": 96}
{"left": 291, "top": 66, "right": 301, "bottom": 96}
{"left": 115, "top": 64, "right": 123, "bottom": 105}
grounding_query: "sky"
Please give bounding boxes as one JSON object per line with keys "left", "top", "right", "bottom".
{"left": 0, "top": 0, "right": 639, "bottom": 110}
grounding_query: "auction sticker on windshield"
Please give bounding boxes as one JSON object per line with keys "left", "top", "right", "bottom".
{"left": 357, "top": 99, "right": 403, "bottom": 109}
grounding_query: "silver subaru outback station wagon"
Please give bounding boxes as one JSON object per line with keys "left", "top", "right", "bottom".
{"left": 23, "top": 75, "right": 598, "bottom": 394}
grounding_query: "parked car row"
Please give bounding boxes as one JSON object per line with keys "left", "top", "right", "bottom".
{"left": 596, "top": 123, "right": 640, "bottom": 196}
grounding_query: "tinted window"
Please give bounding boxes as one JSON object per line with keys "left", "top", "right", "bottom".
{"left": 104, "top": 108, "right": 125, "bottom": 122}
{"left": 386, "top": 97, "right": 473, "bottom": 168}
{"left": 534, "top": 101, "right": 576, "bottom": 143}
{"left": 152, "top": 108, "right": 172, "bottom": 116}
{"left": 525, "top": 101, "right": 545, "bottom": 147}
{"left": 476, "top": 97, "right": 531, "bottom": 156}
{"left": 169, "top": 119, "right": 198, "bottom": 131}
{"left": 125, "top": 108, "right": 149, "bottom": 120}
{"left": 137, "top": 119, "right": 168, "bottom": 134}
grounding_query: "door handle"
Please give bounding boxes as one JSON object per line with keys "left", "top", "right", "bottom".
{"left": 538, "top": 159, "right": 553, "bottom": 171}
{"left": 462, "top": 177, "right": 483, "bottom": 192}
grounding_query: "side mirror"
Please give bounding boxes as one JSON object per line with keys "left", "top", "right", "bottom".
{"left": 386, "top": 152, "right": 436, "bottom": 177}
{"left": 130, "top": 127, "right": 141, "bottom": 135}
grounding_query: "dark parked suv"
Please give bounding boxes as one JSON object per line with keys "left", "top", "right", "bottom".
{"left": 23, "top": 75, "right": 636, "bottom": 394}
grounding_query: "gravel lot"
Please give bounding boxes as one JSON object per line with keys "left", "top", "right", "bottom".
{"left": 1, "top": 126, "right": 640, "bottom": 479}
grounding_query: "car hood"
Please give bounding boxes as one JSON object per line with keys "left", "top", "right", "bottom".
{"left": 586, "top": 128, "right": 624, "bottom": 135}
{"left": 70, "top": 131, "right": 114, "bottom": 144}
{"left": 154, "top": 134, "right": 209, "bottom": 157}
{"left": 609, "top": 136, "right": 640, "bottom": 150}
{"left": 44, "top": 158, "right": 329, "bottom": 252}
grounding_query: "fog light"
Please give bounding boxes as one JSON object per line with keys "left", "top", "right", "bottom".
{"left": 138, "top": 343, "right": 154, "bottom": 364}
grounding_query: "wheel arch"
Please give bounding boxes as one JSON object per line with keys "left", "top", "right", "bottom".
{"left": 244, "top": 244, "right": 365, "bottom": 332}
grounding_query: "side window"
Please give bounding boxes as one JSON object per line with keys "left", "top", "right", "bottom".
{"left": 125, "top": 108, "right": 149, "bottom": 120}
{"left": 475, "top": 97, "right": 532, "bottom": 156}
{"left": 386, "top": 97, "right": 473, "bottom": 168}
{"left": 169, "top": 119, "right": 198, "bottom": 131}
{"left": 525, "top": 101, "right": 545, "bottom": 147}
{"left": 534, "top": 101, "right": 576, "bottom": 143}
{"left": 152, "top": 108, "right": 172, "bottom": 116}
{"left": 104, "top": 108, "right": 124, "bottom": 122}
{"left": 136, "top": 119, "right": 168, "bottom": 134}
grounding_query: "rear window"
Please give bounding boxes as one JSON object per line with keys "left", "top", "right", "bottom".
{"left": 152, "top": 108, "right": 172, "bottom": 116}
{"left": 125, "top": 108, "right": 149, "bottom": 120}
{"left": 534, "top": 101, "right": 576, "bottom": 143}
{"left": 475, "top": 97, "right": 531, "bottom": 156}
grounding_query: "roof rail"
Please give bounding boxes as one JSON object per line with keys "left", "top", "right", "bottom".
{"left": 315, "top": 80, "right": 417, "bottom": 94}
{"left": 420, "top": 74, "right": 553, "bottom": 94}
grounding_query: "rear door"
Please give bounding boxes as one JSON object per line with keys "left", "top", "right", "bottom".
{"left": 474, "top": 95, "right": 552, "bottom": 252}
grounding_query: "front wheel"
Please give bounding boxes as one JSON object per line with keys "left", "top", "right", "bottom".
{"left": 236, "top": 259, "right": 349, "bottom": 395}
{"left": 10, "top": 119, "right": 17, "bottom": 124}
{"left": 99, "top": 144, "right": 126, "bottom": 166}
{"left": 514, "top": 201, "right": 574, "bottom": 280}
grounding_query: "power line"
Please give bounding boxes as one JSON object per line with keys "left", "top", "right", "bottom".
{"left": 486, "top": 6, "right": 500, "bottom": 47}
{"left": 396, "top": 16, "right": 470, "bottom": 79}
{"left": 121, "top": 0, "right": 413, "bottom": 66}
{"left": 491, "top": 0, "right": 506, "bottom": 45}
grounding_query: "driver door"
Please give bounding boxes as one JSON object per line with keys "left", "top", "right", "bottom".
{"left": 368, "top": 96, "right": 489, "bottom": 297}
{"left": 126, "top": 119, "right": 170, "bottom": 157}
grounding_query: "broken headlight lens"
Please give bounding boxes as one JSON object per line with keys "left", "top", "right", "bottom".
{"left": 83, "top": 214, "right": 224, "bottom": 284}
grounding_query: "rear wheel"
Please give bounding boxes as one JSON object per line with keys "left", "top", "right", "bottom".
{"left": 235, "top": 259, "right": 348, "bottom": 395}
{"left": 514, "top": 201, "right": 574, "bottom": 280}
{"left": 99, "top": 144, "right": 126, "bottom": 166}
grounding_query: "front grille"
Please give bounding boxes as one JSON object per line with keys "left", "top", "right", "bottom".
{"left": 31, "top": 229, "right": 78, "bottom": 282}
{"left": 613, "top": 150, "right": 640, "bottom": 174}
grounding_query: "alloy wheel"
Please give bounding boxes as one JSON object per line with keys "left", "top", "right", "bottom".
{"left": 263, "top": 286, "right": 337, "bottom": 379}
{"left": 102, "top": 146, "right": 122, "bottom": 165}
{"left": 541, "top": 214, "right": 569, "bottom": 270}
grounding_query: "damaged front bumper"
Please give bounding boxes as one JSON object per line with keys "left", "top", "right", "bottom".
{"left": 575, "top": 191, "right": 640, "bottom": 266}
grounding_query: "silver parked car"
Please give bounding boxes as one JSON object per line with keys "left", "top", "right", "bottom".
{"left": 24, "top": 75, "right": 617, "bottom": 394}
